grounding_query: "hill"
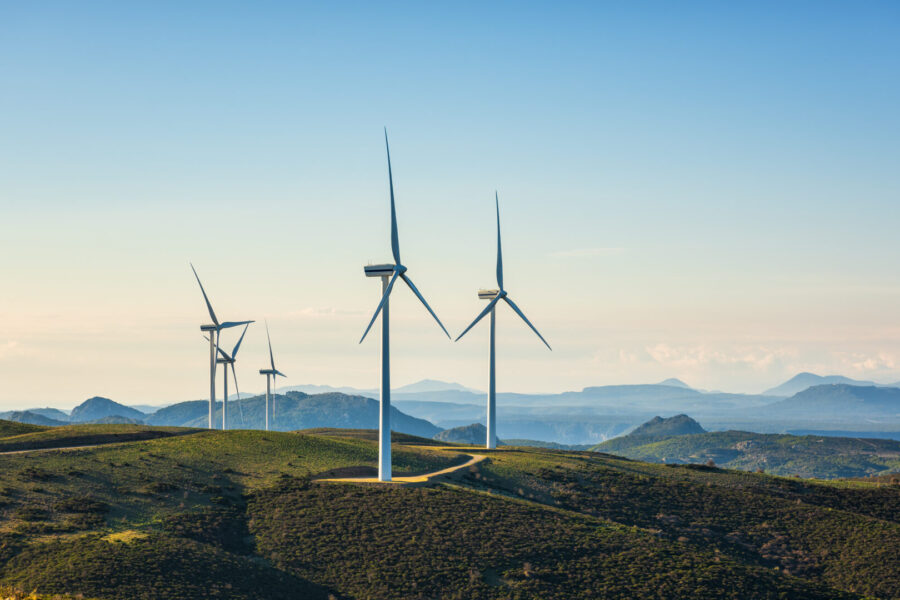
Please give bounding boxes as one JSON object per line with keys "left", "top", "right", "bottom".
{"left": 627, "top": 414, "right": 706, "bottom": 437}
{"left": 594, "top": 430, "right": 900, "bottom": 478}
{"left": 394, "top": 379, "right": 479, "bottom": 394}
{"left": 657, "top": 378, "right": 692, "bottom": 389}
{"left": 0, "top": 424, "right": 897, "bottom": 598}
{"left": 145, "top": 400, "right": 210, "bottom": 426}
{"left": 0, "top": 419, "right": 47, "bottom": 438}
{"left": 69, "top": 397, "right": 146, "bottom": 423}
{"left": 165, "top": 392, "right": 441, "bottom": 438}
{"left": 434, "top": 422, "right": 495, "bottom": 445}
{"left": 763, "top": 373, "right": 877, "bottom": 397}
{"left": 763, "top": 384, "right": 900, "bottom": 418}
{"left": 0, "top": 411, "right": 69, "bottom": 427}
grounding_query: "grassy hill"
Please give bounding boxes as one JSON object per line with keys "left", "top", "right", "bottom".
{"left": 0, "top": 420, "right": 46, "bottom": 438}
{"left": 0, "top": 420, "right": 897, "bottom": 598}
{"left": 594, "top": 430, "right": 900, "bottom": 478}
{"left": 627, "top": 414, "right": 706, "bottom": 437}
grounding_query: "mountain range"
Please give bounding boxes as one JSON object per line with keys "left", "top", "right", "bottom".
{"left": 3, "top": 374, "right": 900, "bottom": 445}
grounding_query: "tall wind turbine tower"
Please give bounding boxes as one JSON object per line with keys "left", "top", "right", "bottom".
{"left": 359, "top": 129, "right": 450, "bottom": 481}
{"left": 259, "top": 322, "right": 286, "bottom": 431}
{"left": 206, "top": 324, "right": 250, "bottom": 430}
{"left": 455, "top": 193, "right": 551, "bottom": 448}
{"left": 191, "top": 263, "right": 254, "bottom": 429}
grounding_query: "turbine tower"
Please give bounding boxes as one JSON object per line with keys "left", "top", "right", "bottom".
{"left": 360, "top": 129, "right": 450, "bottom": 482}
{"left": 455, "top": 193, "right": 551, "bottom": 449}
{"left": 205, "top": 324, "right": 249, "bottom": 430}
{"left": 259, "top": 322, "right": 286, "bottom": 431}
{"left": 191, "top": 263, "right": 254, "bottom": 430}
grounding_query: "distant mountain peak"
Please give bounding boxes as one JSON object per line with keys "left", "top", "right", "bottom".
{"left": 627, "top": 414, "right": 705, "bottom": 438}
{"left": 394, "top": 379, "right": 480, "bottom": 394}
{"left": 657, "top": 378, "right": 692, "bottom": 389}
{"left": 69, "top": 396, "right": 146, "bottom": 423}
{"left": 434, "top": 423, "right": 496, "bottom": 445}
{"left": 762, "top": 373, "right": 876, "bottom": 397}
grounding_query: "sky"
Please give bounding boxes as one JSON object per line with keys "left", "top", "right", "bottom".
{"left": 1, "top": 1, "right": 900, "bottom": 409}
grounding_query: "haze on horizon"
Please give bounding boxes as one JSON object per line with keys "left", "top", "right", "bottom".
{"left": 2, "top": 2, "right": 900, "bottom": 409}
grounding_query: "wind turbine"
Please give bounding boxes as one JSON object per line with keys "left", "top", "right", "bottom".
{"left": 259, "top": 322, "right": 286, "bottom": 431}
{"left": 359, "top": 129, "right": 450, "bottom": 482}
{"left": 455, "top": 193, "right": 551, "bottom": 449}
{"left": 205, "top": 324, "right": 249, "bottom": 430}
{"left": 191, "top": 263, "right": 254, "bottom": 430}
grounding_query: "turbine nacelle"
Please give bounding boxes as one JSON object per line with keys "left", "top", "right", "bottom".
{"left": 364, "top": 263, "right": 407, "bottom": 278}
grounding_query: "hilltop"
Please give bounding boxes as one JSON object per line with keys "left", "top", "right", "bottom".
{"left": 763, "top": 373, "right": 878, "bottom": 397}
{"left": 657, "top": 378, "right": 692, "bottom": 389}
{"left": 594, "top": 429, "right": 900, "bottom": 478}
{"left": 0, "top": 421, "right": 897, "bottom": 598}
{"left": 626, "top": 414, "right": 706, "bottom": 438}
{"left": 762, "top": 384, "right": 900, "bottom": 418}
{"left": 69, "top": 397, "right": 145, "bottom": 423}
{"left": 433, "top": 422, "right": 495, "bottom": 445}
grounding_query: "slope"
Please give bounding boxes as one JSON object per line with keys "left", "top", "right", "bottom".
{"left": 0, "top": 426, "right": 897, "bottom": 599}
{"left": 593, "top": 430, "right": 900, "bottom": 478}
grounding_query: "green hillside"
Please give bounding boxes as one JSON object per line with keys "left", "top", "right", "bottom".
{"left": 594, "top": 430, "right": 900, "bottom": 478}
{"left": 0, "top": 420, "right": 46, "bottom": 439}
{"left": 0, "top": 420, "right": 897, "bottom": 599}
{"left": 627, "top": 414, "right": 706, "bottom": 437}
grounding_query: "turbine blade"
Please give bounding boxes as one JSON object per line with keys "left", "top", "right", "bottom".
{"left": 231, "top": 364, "right": 245, "bottom": 426}
{"left": 232, "top": 323, "right": 249, "bottom": 358}
{"left": 275, "top": 370, "right": 287, "bottom": 378}
{"left": 454, "top": 294, "right": 501, "bottom": 342}
{"left": 203, "top": 335, "right": 232, "bottom": 360}
{"left": 219, "top": 320, "right": 254, "bottom": 330}
{"left": 190, "top": 263, "right": 219, "bottom": 326}
{"left": 502, "top": 295, "right": 551, "bottom": 350}
{"left": 385, "top": 128, "right": 401, "bottom": 265}
{"left": 359, "top": 270, "right": 400, "bottom": 343}
{"left": 495, "top": 191, "right": 503, "bottom": 290}
{"left": 266, "top": 321, "right": 275, "bottom": 371}
{"left": 400, "top": 274, "right": 450, "bottom": 338}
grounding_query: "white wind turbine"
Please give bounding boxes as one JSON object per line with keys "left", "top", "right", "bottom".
{"left": 205, "top": 324, "right": 250, "bottom": 430}
{"left": 259, "top": 322, "right": 286, "bottom": 432}
{"left": 191, "top": 263, "right": 254, "bottom": 430}
{"left": 359, "top": 129, "right": 450, "bottom": 481}
{"left": 455, "top": 193, "right": 551, "bottom": 449}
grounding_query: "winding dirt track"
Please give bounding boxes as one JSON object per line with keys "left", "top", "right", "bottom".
{"left": 318, "top": 452, "right": 486, "bottom": 485}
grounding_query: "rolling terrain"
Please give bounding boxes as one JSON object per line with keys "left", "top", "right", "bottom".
{"left": 0, "top": 420, "right": 897, "bottom": 598}
{"left": 595, "top": 416, "right": 900, "bottom": 478}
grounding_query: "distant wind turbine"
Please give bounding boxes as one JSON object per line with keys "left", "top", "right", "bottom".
{"left": 359, "top": 129, "right": 450, "bottom": 482}
{"left": 205, "top": 323, "right": 250, "bottom": 430}
{"left": 259, "top": 322, "right": 286, "bottom": 432}
{"left": 191, "top": 263, "right": 254, "bottom": 430}
{"left": 455, "top": 193, "right": 551, "bottom": 449}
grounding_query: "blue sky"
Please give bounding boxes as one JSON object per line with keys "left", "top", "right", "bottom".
{"left": 1, "top": 2, "right": 899, "bottom": 407}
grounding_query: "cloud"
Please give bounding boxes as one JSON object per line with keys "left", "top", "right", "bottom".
{"left": 644, "top": 343, "right": 791, "bottom": 372}
{"left": 550, "top": 247, "right": 624, "bottom": 258}
{"left": 0, "top": 340, "right": 30, "bottom": 360}
{"left": 836, "top": 351, "right": 899, "bottom": 374}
